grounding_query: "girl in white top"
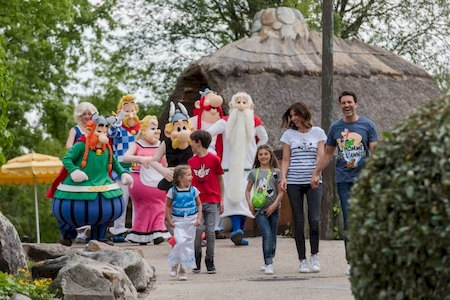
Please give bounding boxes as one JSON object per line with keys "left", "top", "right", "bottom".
{"left": 280, "top": 102, "right": 327, "bottom": 274}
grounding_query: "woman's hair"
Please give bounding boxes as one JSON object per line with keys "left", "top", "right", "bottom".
{"left": 252, "top": 144, "right": 279, "bottom": 170}
{"left": 74, "top": 102, "right": 98, "bottom": 126}
{"left": 281, "top": 102, "right": 313, "bottom": 130}
{"left": 173, "top": 165, "right": 191, "bottom": 187}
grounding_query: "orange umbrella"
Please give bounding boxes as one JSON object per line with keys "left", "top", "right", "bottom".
{"left": 0, "top": 153, "right": 62, "bottom": 243}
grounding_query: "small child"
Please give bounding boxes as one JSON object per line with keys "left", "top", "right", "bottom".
{"left": 188, "top": 130, "right": 224, "bottom": 274}
{"left": 166, "top": 165, "right": 202, "bottom": 281}
{"left": 245, "top": 144, "right": 283, "bottom": 275}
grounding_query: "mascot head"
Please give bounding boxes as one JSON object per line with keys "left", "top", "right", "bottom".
{"left": 164, "top": 102, "right": 194, "bottom": 150}
{"left": 137, "top": 115, "right": 161, "bottom": 145}
{"left": 81, "top": 113, "right": 113, "bottom": 172}
{"left": 117, "top": 94, "right": 140, "bottom": 131}
{"left": 193, "top": 88, "right": 224, "bottom": 128}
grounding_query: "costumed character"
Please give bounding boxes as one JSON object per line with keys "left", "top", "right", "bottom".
{"left": 207, "top": 92, "right": 268, "bottom": 245}
{"left": 189, "top": 88, "right": 226, "bottom": 238}
{"left": 123, "top": 115, "right": 172, "bottom": 244}
{"left": 65, "top": 101, "right": 98, "bottom": 243}
{"left": 51, "top": 114, "right": 133, "bottom": 246}
{"left": 107, "top": 94, "right": 140, "bottom": 242}
{"left": 150, "top": 102, "right": 194, "bottom": 191}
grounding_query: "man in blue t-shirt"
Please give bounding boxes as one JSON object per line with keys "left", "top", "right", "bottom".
{"left": 310, "top": 91, "right": 378, "bottom": 275}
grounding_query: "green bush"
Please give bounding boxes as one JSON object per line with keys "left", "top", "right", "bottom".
{"left": 348, "top": 95, "right": 450, "bottom": 299}
{"left": 0, "top": 266, "right": 54, "bottom": 300}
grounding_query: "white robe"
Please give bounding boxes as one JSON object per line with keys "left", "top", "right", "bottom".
{"left": 207, "top": 118, "right": 268, "bottom": 219}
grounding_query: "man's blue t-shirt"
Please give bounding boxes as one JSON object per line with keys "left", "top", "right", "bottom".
{"left": 326, "top": 117, "right": 378, "bottom": 183}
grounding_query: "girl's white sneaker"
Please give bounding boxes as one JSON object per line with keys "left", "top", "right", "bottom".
{"left": 299, "top": 259, "right": 310, "bottom": 273}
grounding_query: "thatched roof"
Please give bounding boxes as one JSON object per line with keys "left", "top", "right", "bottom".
{"left": 160, "top": 7, "right": 442, "bottom": 151}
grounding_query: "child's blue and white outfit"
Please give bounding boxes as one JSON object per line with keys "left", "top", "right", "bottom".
{"left": 166, "top": 186, "right": 200, "bottom": 270}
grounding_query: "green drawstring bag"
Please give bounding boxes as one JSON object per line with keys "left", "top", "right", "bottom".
{"left": 251, "top": 168, "right": 271, "bottom": 208}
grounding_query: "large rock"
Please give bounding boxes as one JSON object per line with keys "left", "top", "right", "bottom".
{"left": 50, "top": 255, "right": 137, "bottom": 300}
{"left": 0, "top": 212, "right": 27, "bottom": 274}
{"left": 78, "top": 250, "right": 154, "bottom": 292}
{"left": 22, "top": 243, "right": 81, "bottom": 262}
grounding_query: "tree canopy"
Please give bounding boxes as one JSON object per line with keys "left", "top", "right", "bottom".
{"left": 104, "top": 0, "right": 448, "bottom": 102}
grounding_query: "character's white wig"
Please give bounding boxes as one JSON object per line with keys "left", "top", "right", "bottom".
{"left": 230, "top": 92, "right": 253, "bottom": 109}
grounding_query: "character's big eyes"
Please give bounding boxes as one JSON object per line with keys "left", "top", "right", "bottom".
{"left": 182, "top": 126, "right": 187, "bottom": 130}
{"left": 177, "top": 127, "right": 182, "bottom": 132}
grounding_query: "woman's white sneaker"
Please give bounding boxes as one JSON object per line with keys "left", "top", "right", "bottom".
{"left": 299, "top": 259, "right": 310, "bottom": 273}
{"left": 264, "top": 264, "right": 274, "bottom": 275}
{"left": 310, "top": 255, "right": 321, "bottom": 273}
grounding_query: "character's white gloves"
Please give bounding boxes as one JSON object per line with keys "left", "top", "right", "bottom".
{"left": 121, "top": 173, "right": 134, "bottom": 188}
{"left": 111, "top": 111, "right": 126, "bottom": 128}
{"left": 70, "top": 169, "right": 89, "bottom": 182}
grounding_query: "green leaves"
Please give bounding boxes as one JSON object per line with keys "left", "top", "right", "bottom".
{"left": 348, "top": 95, "right": 450, "bottom": 299}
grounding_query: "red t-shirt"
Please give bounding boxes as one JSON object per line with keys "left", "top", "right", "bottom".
{"left": 188, "top": 153, "right": 224, "bottom": 204}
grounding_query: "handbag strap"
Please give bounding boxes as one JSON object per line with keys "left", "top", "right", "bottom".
{"left": 253, "top": 168, "right": 272, "bottom": 193}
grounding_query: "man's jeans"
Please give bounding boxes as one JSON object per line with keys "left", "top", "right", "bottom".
{"left": 287, "top": 184, "right": 322, "bottom": 260}
{"left": 255, "top": 209, "right": 279, "bottom": 265}
{"left": 336, "top": 182, "right": 353, "bottom": 261}
{"left": 194, "top": 203, "right": 219, "bottom": 259}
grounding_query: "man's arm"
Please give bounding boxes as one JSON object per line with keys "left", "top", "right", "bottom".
{"left": 369, "top": 141, "right": 378, "bottom": 154}
{"left": 310, "top": 145, "right": 336, "bottom": 189}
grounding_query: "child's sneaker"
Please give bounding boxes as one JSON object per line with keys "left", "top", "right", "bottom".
{"left": 178, "top": 268, "right": 187, "bottom": 281}
{"left": 260, "top": 264, "right": 267, "bottom": 271}
{"left": 169, "top": 264, "right": 178, "bottom": 277}
{"left": 299, "top": 259, "right": 310, "bottom": 273}
{"left": 310, "top": 255, "right": 321, "bottom": 273}
{"left": 264, "top": 264, "right": 274, "bottom": 275}
{"left": 205, "top": 258, "right": 216, "bottom": 274}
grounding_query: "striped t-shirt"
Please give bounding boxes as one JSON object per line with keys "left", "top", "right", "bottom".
{"left": 280, "top": 127, "right": 327, "bottom": 184}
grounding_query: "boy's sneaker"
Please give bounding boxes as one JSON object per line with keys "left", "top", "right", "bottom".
{"left": 205, "top": 258, "right": 216, "bottom": 274}
{"left": 310, "top": 255, "right": 321, "bottom": 273}
{"left": 264, "top": 264, "right": 274, "bottom": 275}
{"left": 345, "top": 264, "right": 351, "bottom": 276}
{"left": 169, "top": 264, "right": 178, "bottom": 277}
{"left": 193, "top": 252, "right": 201, "bottom": 273}
{"left": 260, "top": 264, "right": 267, "bottom": 271}
{"left": 299, "top": 259, "right": 310, "bottom": 273}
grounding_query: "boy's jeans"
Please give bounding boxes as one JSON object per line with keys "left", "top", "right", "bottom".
{"left": 194, "top": 203, "right": 219, "bottom": 259}
{"left": 255, "top": 209, "right": 279, "bottom": 265}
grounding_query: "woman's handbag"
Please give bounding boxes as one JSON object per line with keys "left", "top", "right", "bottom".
{"left": 251, "top": 168, "right": 271, "bottom": 208}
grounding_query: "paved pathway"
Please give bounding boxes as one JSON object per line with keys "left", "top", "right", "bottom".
{"left": 124, "top": 236, "right": 354, "bottom": 300}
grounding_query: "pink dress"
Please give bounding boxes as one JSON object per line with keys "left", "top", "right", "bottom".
{"left": 126, "top": 141, "right": 171, "bottom": 244}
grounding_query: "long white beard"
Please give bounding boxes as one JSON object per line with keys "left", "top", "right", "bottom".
{"left": 225, "top": 109, "right": 255, "bottom": 204}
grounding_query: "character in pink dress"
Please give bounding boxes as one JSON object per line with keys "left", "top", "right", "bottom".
{"left": 123, "top": 115, "right": 171, "bottom": 244}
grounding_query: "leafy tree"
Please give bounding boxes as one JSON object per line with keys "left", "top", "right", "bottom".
{"left": 104, "top": 0, "right": 448, "bottom": 104}
{"left": 0, "top": 0, "right": 120, "bottom": 242}
{"left": 0, "top": 36, "right": 13, "bottom": 165}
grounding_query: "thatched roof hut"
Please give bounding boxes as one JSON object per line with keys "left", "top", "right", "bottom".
{"left": 160, "top": 7, "right": 442, "bottom": 150}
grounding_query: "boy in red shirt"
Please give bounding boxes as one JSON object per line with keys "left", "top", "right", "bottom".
{"left": 188, "top": 130, "right": 224, "bottom": 273}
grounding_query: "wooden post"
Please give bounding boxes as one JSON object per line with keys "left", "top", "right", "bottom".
{"left": 321, "top": 0, "right": 336, "bottom": 239}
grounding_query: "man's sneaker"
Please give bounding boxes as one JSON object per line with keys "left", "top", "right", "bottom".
{"left": 345, "top": 264, "right": 351, "bottom": 276}
{"left": 178, "top": 268, "right": 187, "bottom": 281}
{"left": 310, "top": 255, "right": 321, "bottom": 273}
{"left": 260, "top": 264, "right": 267, "bottom": 271}
{"left": 205, "top": 258, "right": 216, "bottom": 274}
{"left": 264, "top": 264, "right": 274, "bottom": 275}
{"left": 299, "top": 259, "right": 310, "bottom": 273}
{"left": 193, "top": 252, "right": 202, "bottom": 273}
{"left": 169, "top": 264, "right": 178, "bottom": 277}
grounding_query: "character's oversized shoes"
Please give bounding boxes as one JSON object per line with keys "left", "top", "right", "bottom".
{"left": 230, "top": 229, "right": 244, "bottom": 245}
{"left": 59, "top": 235, "right": 72, "bottom": 247}
{"left": 112, "top": 233, "right": 126, "bottom": 243}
